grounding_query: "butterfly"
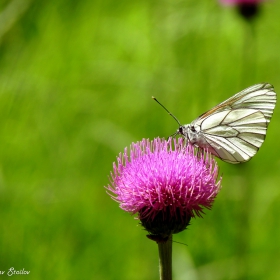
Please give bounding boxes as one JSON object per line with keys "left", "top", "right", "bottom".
{"left": 153, "top": 83, "right": 277, "bottom": 164}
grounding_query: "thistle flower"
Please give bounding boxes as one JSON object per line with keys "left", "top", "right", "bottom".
{"left": 106, "top": 138, "right": 222, "bottom": 239}
{"left": 220, "top": 0, "right": 266, "bottom": 20}
{"left": 221, "top": 0, "right": 264, "bottom": 3}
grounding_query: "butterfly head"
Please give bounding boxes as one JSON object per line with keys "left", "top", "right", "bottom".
{"left": 177, "top": 123, "right": 201, "bottom": 145}
{"left": 177, "top": 125, "right": 186, "bottom": 136}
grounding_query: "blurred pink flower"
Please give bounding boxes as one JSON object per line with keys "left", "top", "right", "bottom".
{"left": 220, "top": 0, "right": 264, "bottom": 4}
{"left": 220, "top": 0, "right": 265, "bottom": 19}
{"left": 106, "top": 138, "right": 221, "bottom": 236}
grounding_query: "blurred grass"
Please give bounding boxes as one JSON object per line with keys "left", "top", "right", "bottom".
{"left": 0, "top": 0, "right": 280, "bottom": 279}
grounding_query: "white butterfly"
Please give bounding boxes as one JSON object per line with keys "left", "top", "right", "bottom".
{"left": 153, "top": 83, "right": 277, "bottom": 164}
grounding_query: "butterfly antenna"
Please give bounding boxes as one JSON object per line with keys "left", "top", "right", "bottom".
{"left": 152, "top": 96, "right": 182, "bottom": 126}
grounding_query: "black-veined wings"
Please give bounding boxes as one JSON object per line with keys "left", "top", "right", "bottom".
{"left": 197, "top": 83, "right": 275, "bottom": 123}
{"left": 181, "top": 83, "right": 276, "bottom": 164}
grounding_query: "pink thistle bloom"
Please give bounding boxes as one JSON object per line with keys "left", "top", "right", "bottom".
{"left": 106, "top": 138, "right": 222, "bottom": 236}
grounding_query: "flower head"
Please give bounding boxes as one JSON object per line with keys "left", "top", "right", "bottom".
{"left": 106, "top": 138, "right": 222, "bottom": 237}
{"left": 220, "top": 0, "right": 265, "bottom": 20}
{"left": 220, "top": 0, "right": 264, "bottom": 4}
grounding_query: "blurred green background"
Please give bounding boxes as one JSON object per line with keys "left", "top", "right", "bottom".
{"left": 0, "top": 0, "right": 280, "bottom": 279}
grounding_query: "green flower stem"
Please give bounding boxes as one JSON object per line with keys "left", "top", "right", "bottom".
{"left": 158, "top": 235, "right": 172, "bottom": 280}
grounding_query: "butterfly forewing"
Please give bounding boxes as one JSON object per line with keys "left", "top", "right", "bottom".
{"left": 184, "top": 83, "right": 276, "bottom": 163}
{"left": 199, "top": 83, "right": 276, "bottom": 122}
